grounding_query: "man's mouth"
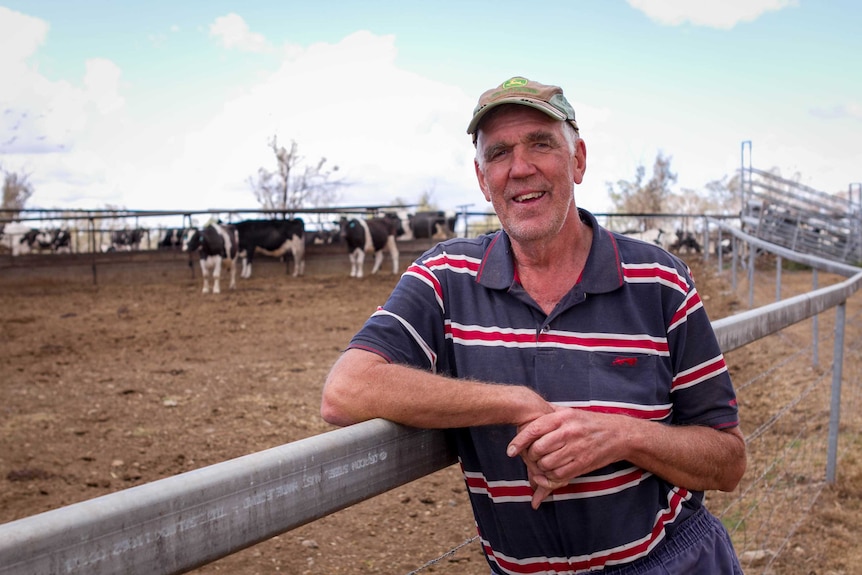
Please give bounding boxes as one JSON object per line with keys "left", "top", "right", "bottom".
{"left": 513, "top": 191, "right": 545, "bottom": 203}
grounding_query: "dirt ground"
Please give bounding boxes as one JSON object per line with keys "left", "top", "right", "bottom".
{"left": 1, "top": 246, "right": 861, "bottom": 575}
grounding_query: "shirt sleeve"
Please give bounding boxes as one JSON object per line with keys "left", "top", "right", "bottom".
{"left": 665, "top": 263, "right": 739, "bottom": 430}
{"left": 348, "top": 255, "right": 450, "bottom": 375}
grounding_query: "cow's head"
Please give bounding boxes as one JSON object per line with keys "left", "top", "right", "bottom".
{"left": 182, "top": 228, "right": 201, "bottom": 252}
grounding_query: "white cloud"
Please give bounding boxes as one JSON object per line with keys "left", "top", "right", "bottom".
{"left": 209, "top": 13, "right": 271, "bottom": 53}
{"left": 0, "top": 6, "right": 48, "bottom": 66}
{"left": 627, "top": 0, "right": 798, "bottom": 29}
{"left": 1, "top": 8, "right": 125, "bottom": 165}
{"left": 83, "top": 59, "right": 125, "bottom": 114}
{"left": 810, "top": 102, "right": 862, "bottom": 121}
{"left": 171, "top": 30, "right": 478, "bottom": 212}
{"left": 2, "top": 11, "right": 480, "bottom": 212}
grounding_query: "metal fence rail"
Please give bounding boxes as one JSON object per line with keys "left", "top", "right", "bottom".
{"left": 0, "top": 225, "right": 860, "bottom": 575}
{"left": 0, "top": 422, "right": 455, "bottom": 575}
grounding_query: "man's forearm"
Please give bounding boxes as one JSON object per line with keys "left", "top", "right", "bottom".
{"left": 623, "top": 418, "right": 746, "bottom": 492}
{"left": 321, "top": 348, "right": 554, "bottom": 429}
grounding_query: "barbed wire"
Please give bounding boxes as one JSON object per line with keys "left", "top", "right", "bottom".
{"left": 404, "top": 535, "right": 480, "bottom": 575}
{"left": 713, "top": 300, "right": 862, "bottom": 572}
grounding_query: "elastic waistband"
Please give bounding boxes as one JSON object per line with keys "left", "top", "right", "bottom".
{"left": 602, "top": 505, "right": 720, "bottom": 574}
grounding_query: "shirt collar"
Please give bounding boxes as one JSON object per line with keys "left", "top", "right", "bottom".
{"left": 476, "top": 208, "right": 624, "bottom": 295}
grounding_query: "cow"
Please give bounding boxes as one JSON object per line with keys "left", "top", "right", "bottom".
{"left": 110, "top": 227, "right": 147, "bottom": 251}
{"left": 305, "top": 228, "right": 341, "bottom": 246}
{"left": 20, "top": 228, "right": 55, "bottom": 252}
{"left": 50, "top": 228, "right": 72, "bottom": 253}
{"left": 620, "top": 228, "right": 668, "bottom": 248}
{"left": 182, "top": 223, "right": 238, "bottom": 294}
{"left": 234, "top": 218, "right": 305, "bottom": 279}
{"left": 338, "top": 214, "right": 404, "bottom": 278}
{"left": 10, "top": 227, "right": 70, "bottom": 254}
{"left": 159, "top": 228, "right": 188, "bottom": 249}
{"left": 409, "top": 210, "right": 458, "bottom": 240}
{"left": 671, "top": 229, "right": 702, "bottom": 254}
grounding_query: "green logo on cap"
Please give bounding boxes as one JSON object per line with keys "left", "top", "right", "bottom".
{"left": 502, "top": 77, "right": 529, "bottom": 89}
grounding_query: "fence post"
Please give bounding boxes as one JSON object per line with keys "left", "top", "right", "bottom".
{"left": 88, "top": 217, "right": 98, "bottom": 285}
{"left": 826, "top": 301, "right": 847, "bottom": 484}
{"left": 731, "top": 236, "right": 738, "bottom": 291}
{"left": 812, "top": 270, "right": 819, "bottom": 369}
{"left": 776, "top": 256, "right": 782, "bottom": 302}
{"left": 748, "top": 241, "right": 756, "bottom": 308}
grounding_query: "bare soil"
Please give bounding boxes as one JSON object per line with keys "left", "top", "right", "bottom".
{"left": 1, "top": 248, "right": 860, "bottom": 574}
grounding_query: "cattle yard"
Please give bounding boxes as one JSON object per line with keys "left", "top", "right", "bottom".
{"left": 0, "top": 235, "right": 440, "bottom": 280}
{"left": 0, "top": 249, "right": 486, "bottom": 574}
{"left": 2, "top": 234, "right": 862, "bottom": 574}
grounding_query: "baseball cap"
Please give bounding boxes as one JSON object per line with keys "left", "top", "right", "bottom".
{"left": 467, "top": 76, "right": 579, "bottom": 142}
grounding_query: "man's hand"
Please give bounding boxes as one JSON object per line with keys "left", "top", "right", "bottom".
{"left": 508, "top": 407, "right": 747, "bottom": 509}
{"left": 508, "top": 407, "right": 624, "bottom": 509}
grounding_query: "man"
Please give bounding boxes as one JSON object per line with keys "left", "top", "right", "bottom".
{"left": 321, "top": 77, "right": 745, "bottom": 574}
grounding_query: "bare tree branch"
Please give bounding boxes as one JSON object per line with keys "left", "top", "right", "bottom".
{"left": 248, "top": 135, "right": 348, "bottom": 218}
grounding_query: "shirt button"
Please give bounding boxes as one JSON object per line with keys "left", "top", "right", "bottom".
{"left": 541, "top": 325, "right": 550, "bottom": 333}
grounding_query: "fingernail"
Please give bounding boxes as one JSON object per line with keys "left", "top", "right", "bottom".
{"left": 506, "top": 445, "right": 516, "bottom": 457}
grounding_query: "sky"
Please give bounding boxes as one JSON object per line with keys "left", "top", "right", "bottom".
{"left": 1, "top": 0, "right": 860, "bottom": 221}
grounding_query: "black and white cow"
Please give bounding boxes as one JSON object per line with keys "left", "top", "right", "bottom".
{"left": 671, "top": 229, "right": 702, "bottom": 254}
{"left": 158, "top": 228, "right": 187, "bottom": 249}
{"left": 16, "top": 227, "right": 71, "bottom": 253}
{"left": 305, "top": 228, "right": 341, "bottom": 246}
{"left": 409, "top": 210, "right": 458, "bottom": 240}
{"left": 338, "top": 214, "right": 404, "bottom": 278}
{"left": 234, "top": 218, "right": 305, "bottom": 279}
{"left": 20, "top": 228, "right": 55, "bottom": 252}
{"left": 50, "top": 228, "right": 72, "bottom": 253}
{"left": 110, "top": 227, "right": 147, "bottom": 251}
{"left": 620, "top": 228, "right": 673, "bottom": 250}
{"left": 183, "top": 223, "right": 239, "bottom": 294}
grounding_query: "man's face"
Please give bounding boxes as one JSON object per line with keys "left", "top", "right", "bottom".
{"left": 474, "top": 106, "right": 586, "bottom": 244}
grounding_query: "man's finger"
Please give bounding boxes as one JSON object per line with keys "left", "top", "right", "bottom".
{"left": 507, "top": 417, "right": 554, "bottom": 457}
{"left": 531, "top": 485, "right": 555, "bottom": 509}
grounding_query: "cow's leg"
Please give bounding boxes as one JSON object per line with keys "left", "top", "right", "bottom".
{"left": 292, "top": 239, "right": 305, "bottom": 277}
{"left": 348, "top": 250, "right": 357, "bottom": 277}
{"left": 350, "top": 247, "right": 365, "bottom": 278}
{"left": 212, "top": 256, "right": 223, "bottom": 294}
{"left": 200, "top": 258, "right": 211, "bottom": 294}
{"left": 371, "top": 250, "right": 384, "bottom": 275}
{"left": 227, "top": 259, "right": 237, "bottom": 290}
{"left": 240, "top": 252, "right": 252, "bottom": 279}
{"left": 386, "top": 236, "right": 400, "bottom": 274}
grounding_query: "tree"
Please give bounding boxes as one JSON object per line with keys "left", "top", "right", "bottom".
{"left": 606, "top": 152, "right": 677, "bottom": 231}
{"left": 1, "top": 166, "right": 34, "bottom": 220}
{"left": 702, "top": 173, "right": 742, "bottom": 216}
{"left": 248, "top": 136, "right": 346, "bottom": 217}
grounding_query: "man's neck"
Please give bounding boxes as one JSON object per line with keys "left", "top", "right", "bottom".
{"left": 511, "top": 213, "right": 593, "bottom": 314}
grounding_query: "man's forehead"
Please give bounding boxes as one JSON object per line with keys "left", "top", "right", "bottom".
{"left": 477, "top": 107, "right": 564, "bottom": 145}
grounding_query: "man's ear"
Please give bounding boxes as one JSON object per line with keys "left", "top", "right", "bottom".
{"left": 572, "top": 138, "right": 587, "bottom": 185}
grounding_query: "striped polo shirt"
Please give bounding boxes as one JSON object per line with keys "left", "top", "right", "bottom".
{"left": 348, "top": 209, "right": 739, "bottom": 574}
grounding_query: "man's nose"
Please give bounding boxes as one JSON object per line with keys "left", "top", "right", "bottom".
{"left": 508, "top": 147, "right": 537, "bottom": 178}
